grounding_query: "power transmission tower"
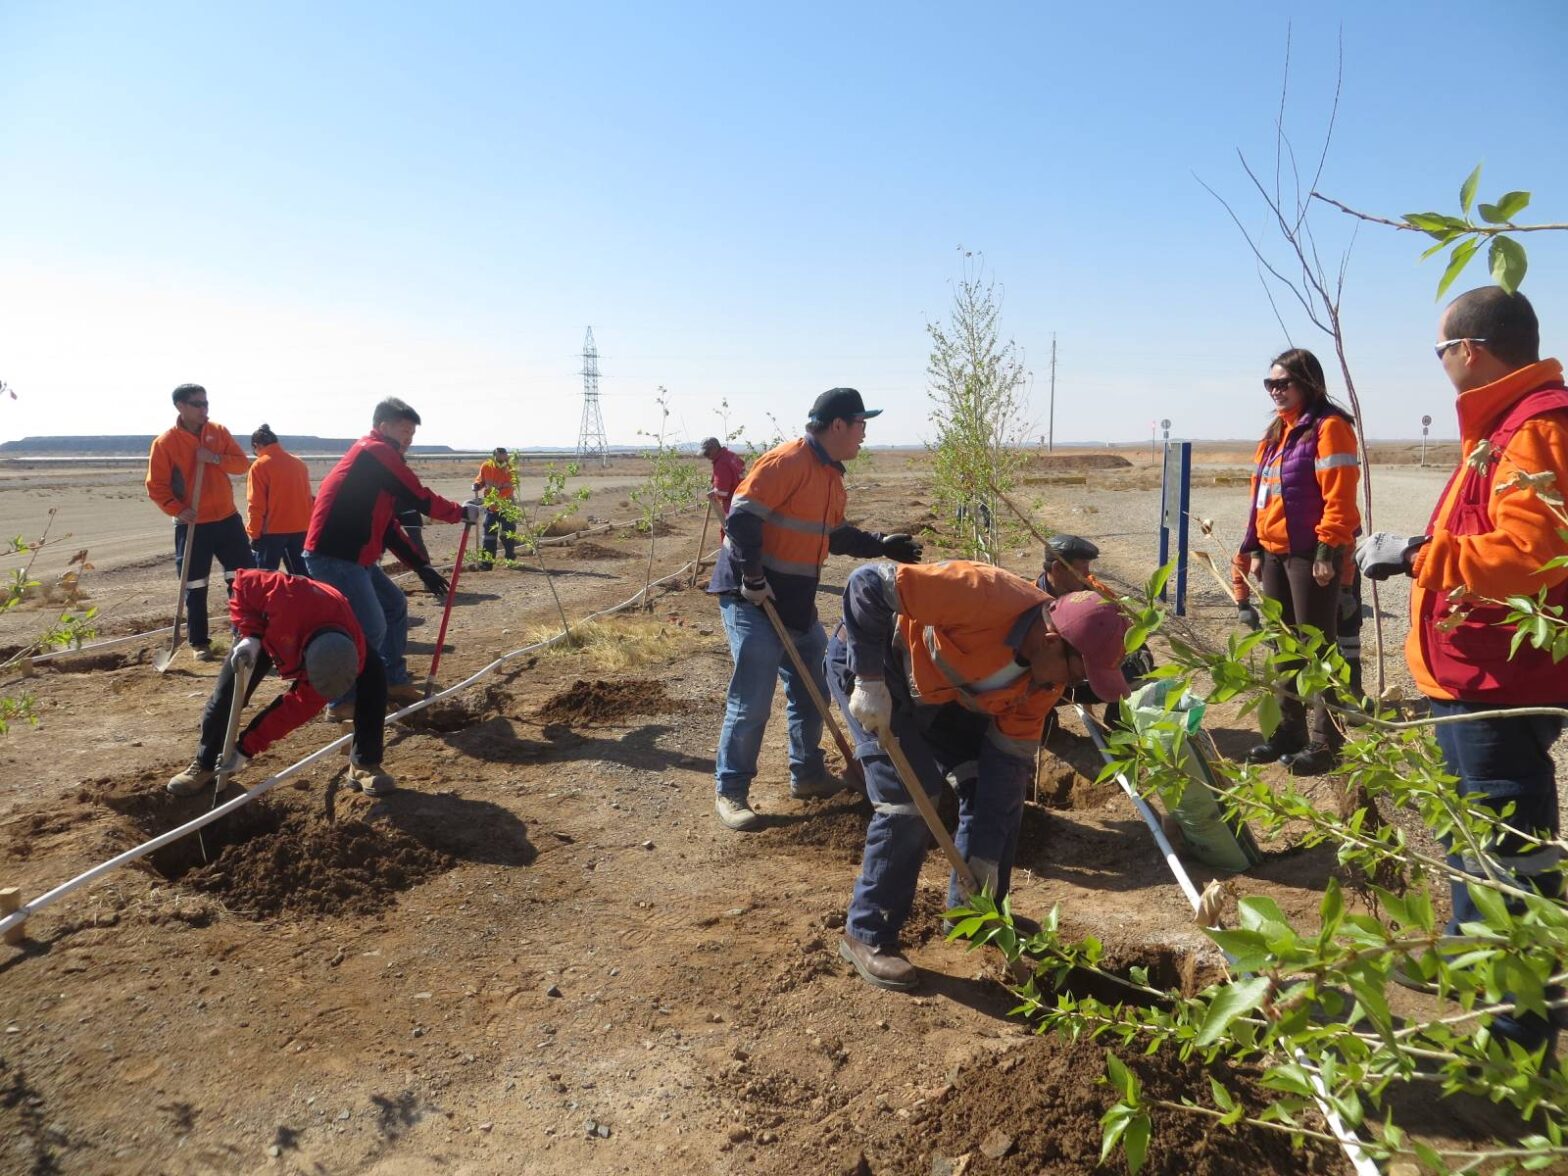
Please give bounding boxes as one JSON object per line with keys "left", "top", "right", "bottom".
{"left": 576, "top": 326, "right": 608, "bottom": 468}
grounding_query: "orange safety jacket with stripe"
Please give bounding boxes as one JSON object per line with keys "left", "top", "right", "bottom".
{"left": 709, "top": 435, "right": 884, "bottom": 630}
{"left": 1408, "top": 359, "right": 1568, "bottom": 703}
{"left": 245, "top": 443, "right": 314, "bottom": 539}
{"left": 473, "top": 458, "right": 515, "bottom": 501}
{"left": 843, "top": 560, "right": 1064, "bottom": 759}
{"left": 146, "top": 419, "right": 250, "bottom": 525}
{"left": 1241, "top": 406, "right": 1360, "bottom": 559}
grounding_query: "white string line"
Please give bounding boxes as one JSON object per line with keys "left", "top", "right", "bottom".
{"left": 1075, "top": 704, "right": 1378, "bottom": 1176}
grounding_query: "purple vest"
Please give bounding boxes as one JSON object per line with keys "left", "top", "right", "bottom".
{"left": 1252, "top": 407, "right": 1349, "bottom": 557}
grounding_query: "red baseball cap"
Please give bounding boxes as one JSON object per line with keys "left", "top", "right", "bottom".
{"left": 1046, "top": 591, "right": 1132, "bottom": 700}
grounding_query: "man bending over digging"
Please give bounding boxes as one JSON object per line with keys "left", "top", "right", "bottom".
{"left": 829, "top": 560, "right": 1132, "bottom": 990}
{"left": 166, "top": 568, "right": 396, "bottom": 798}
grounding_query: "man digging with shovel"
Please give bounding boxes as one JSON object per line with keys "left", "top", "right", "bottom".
{"left": 828, "top": 560, "right": 1132, "bottom": 990}
{"left": 166, "top": 568, "right": 396, "bottom": 798}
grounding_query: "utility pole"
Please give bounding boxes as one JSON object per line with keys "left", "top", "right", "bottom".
{"left": 1048, "top": 334, "right": 1057, "bottom": 453}
{"left": 576, "top": 327, "right": 608, "bottom": 468}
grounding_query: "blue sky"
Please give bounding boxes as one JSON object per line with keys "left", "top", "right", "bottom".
{"left": 2, "top": 2, "right": 1564, "bottom": 450}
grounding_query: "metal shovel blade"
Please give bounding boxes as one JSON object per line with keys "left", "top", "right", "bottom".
{"left": 153, "top": 640, "right": 181, "bottom": 674}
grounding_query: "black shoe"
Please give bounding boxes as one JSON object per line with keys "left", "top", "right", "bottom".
{"left": 1245, "top": 737, "right": 1305, "bottom": 765}
{"left": 1282, "top": 744, "right": 1338, "bottom": 776}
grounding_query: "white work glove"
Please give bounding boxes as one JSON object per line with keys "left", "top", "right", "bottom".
{"left": 217, "top": 750, "right": 249, "bottom": 777}
{"left": 1355, "top": 532, "right": 1428, "bottom": 581}
{"left": 462, "top": 499, "right": 485, "bottom": 524}
{"left": 739, "top": 576, "right": 773, "bottom": 607}
{"left": 848, "top": 677, "right": 893, "bottom": 736}
{"left": 229, "top": 636, "right": 261, "bottom": 667}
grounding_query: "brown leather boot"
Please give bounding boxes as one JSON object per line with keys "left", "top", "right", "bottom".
{"left": 838, "top": 936, "right": 917, "bottom": 991}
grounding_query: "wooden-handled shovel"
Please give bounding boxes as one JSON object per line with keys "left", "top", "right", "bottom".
{"left": 759, "top": 597, "right": 866, "bottom": 793}
{"left": 154, "top": 462, "right": 205, "bottom": 673}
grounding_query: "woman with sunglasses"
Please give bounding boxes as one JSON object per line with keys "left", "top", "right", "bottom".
{"left": 1239, "top": 349, "right": 1361, "bottom": 776}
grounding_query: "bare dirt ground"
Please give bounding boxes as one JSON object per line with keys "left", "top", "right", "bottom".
{"left": 0, "top": 450, "right": 1557, "bottom": 1174}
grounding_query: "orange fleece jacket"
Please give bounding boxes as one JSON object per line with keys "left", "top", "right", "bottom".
{"left": 146, "top": 420, "right": 249, "bottom": 524}
{"left": 246, "top": 443, "right": 315, "bottom": 539}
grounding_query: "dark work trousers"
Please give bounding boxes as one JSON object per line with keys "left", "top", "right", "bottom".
{"left": 1431, "top": 699, "right": 1564, "bottom": 1051}
{"left": 826, "top": 629, "right": 1029, "bottom": 949}
{"left": 482, "top": 508, "right": 516, "bottom": 562}
{"left": 197, "top": 648, "right": 389, "bottom": 770}
{"left": 173, "top": 512, "right": 254, "bottom": 648}
{"left": 1337, "top": 565, "right": 1364, "bottom": 701}
{"left": 252, "top": 532, "right": 306, "bottom": 574}
{"left": 1260, "top": 552, "right": 1342, "bottom": 750}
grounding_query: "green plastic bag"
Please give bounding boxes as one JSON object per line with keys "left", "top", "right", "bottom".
{"left": 1126, "top": 679, "right": 1262, "bottom": 872}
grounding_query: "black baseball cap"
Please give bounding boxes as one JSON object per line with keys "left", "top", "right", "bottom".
{"left": 808, "top": 387, "right": 882, "bottom": 426}
{"left": 1047, "top": 534, "right": 1100, "bottom": 564}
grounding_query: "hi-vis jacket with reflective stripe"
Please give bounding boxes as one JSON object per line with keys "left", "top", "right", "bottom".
{"left": 709, "top": 436, "right": 884, "bottom": 630}
{"left": 1240, "top": 406, "right": 1360, "bottom": 558}
{"left": 843, "top": 561, "right": 1064, "bottom": 758}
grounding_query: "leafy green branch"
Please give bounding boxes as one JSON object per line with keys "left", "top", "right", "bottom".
{"left": 1314, "top": 165, "right": 1565, "bottom": 297}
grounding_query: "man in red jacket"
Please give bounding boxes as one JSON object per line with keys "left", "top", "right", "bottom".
{"left": 303, "top": 398, "right": 480, "bottom": 711}
{"left": 166, "top": 569, "right": 395, "bottom": 797}
{"left": 1358, "top": 285, "right": 1568, "bottom": 1054}
{"left": 700, "top": 437, "right": 745, "bottom": 537}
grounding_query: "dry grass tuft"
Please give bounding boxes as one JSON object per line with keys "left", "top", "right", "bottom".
{"left": 520, "top": 616, "right": 704, "bottom": 671}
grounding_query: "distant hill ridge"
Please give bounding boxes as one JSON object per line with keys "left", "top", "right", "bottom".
{"left": 0, "top": 435, "right": 455, "bottom": 456}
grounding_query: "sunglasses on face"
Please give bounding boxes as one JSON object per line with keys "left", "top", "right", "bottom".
{"left": 1262, "top": 378, "right": 1295, "bottom": 394}
{"left": 1435, "top": 337, "right": 1488, "bottom": 361}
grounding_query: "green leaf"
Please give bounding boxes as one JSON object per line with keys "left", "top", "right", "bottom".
{"left": 1105, "top": 1051, "right": 1135, "bottom": 1100}
{"left": 1479, "top": 190, "right": 1531, "bottom": 223}
{"left": 1490, "top": 235, "right": 1528, "bottom": 294}
{"left": 1206, "top": 928, "right": 1271, "bottom": 972}
{"left": 1195, "top": 976, "right": 1271, "bottom": 1046}
{"left": 1436, "top": 237, "right": 1481, "bottom": 300}
{"left": 1256, "top": 692, "right": 1281, "bottom": 739}
{"left": 1148, "top": 562, "right": 1174, "bottom": 601}
{"left": 1123, "top": 1112, "right": 1151, "bottom": 1175}
{"left": 1419, "top": 230, "right": 1464, "bottom": 259}
{"left": 1467, "top": 881, "right": 1511, "bottom": 929}
{"left": 1209, "top": 1076, "right": 1235, "bottom": 1112}
{"left": 1460, "top": 164, "right": 1482, "bottom": 215}
{"left": 1404, "top": 211, "right": 1464, "bottom": 234}
{"left": 1100, "top": 1105, "right": 1131, "bottom": 1166}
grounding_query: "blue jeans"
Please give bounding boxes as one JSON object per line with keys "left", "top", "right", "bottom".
{"left": 252, "top": 532, "right": 306, "bottom": 574}
{"left": 1432, "top": 698, "right": 1563, "bottom": 1052}
{"left": 827, "top": 630, "right": 1029, "bottom": 948}
{"left": 302, "top": 551, "right": 411, "bottom": 694}
{"left": 714, "top": 595, "right": 827, "bottom": 800}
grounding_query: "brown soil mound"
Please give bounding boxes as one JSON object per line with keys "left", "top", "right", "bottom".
{"left": 775, "top": 1034, "right": 1342, "bottom": 1175}
{"left": 1028, "top": 452, "right": 1133, "bottom": 471}
{"left": 183, "top": 808, "right": 452, "bottom": 919}
{"left": 569, "top": 540, "right": 629, "bottom": 560}
{"left": 96, "top": 786, "right": 452, "bottom": 919}
{"left": 760, "top": 796, "right": 872, "bottom": 861}
{"left": 535, "top": 678, "right": 671, "bottom": 725}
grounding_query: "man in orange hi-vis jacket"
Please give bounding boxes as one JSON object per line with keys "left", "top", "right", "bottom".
{"left": 1358, "top": 285, "right": 1568, "bottom": 1056}
{"left": 706, "top": 388, "right": 923, "bottom": 832}
{"left": 246, "top": 424, "right": 314, "bottom": 574}
{"left": 827, "top": 560, "right": 1133, "bottom": 990}
{"left": 471, "top": 446, "right": 516, "bottom": 566}
{"left": 146, "top": 383, "right": 254, "bottom": 661}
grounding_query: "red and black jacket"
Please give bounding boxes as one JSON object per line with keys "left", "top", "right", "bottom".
{"left": 305, "top": 431, "right": 464, "bottom": 566}
{"left": 228, "top": 570, "right": 366, "bottom": 756}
